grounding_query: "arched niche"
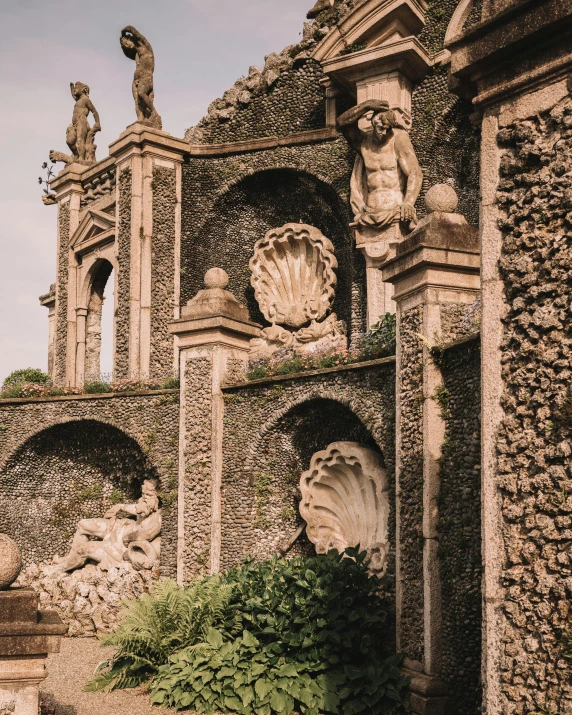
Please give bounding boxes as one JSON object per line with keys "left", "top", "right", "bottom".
{"left": 182, "top": 168, "right": 367, "bottom": 341}
{"left": 84, "top": 258, "right": 115, "bottom": 380}
{"left": 0, "top": 420, "right": 161, "bottom": 567}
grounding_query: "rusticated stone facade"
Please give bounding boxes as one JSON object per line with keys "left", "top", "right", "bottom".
{"left": 0, "top": 391, "right": 179, "bottom": 578}
{"left": 397, "top": 306, "right": 425, "bottom": 662}
{"left": 151, "top": 166, "right": 177, "bottom": 377}
{"left": 54, "top": 204, "right": 70, "bottom": 385}
{"left": 438, "top": 336, "right": 482, "bottom": 714}
{"left": 116, "top": 169, "right": 132, "bottom": 379}
{"left": 494, "top": 99, "right": 572, "bottom": 713}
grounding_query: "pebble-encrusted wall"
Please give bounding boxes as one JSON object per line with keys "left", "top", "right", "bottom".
{"left": 494, "top": 96, "right": 572, "bottom": 713}
{"left": 181, "top": 147, "right": 368, "bottom": 342}
{"left": 151, "top": 167, "right": 177, "bottom": 378}
{"left": 54, "top": 203, "right": 70, "bottom": 385}
{"left": 0, "top": 391, "right": 180, "bottom": 578}
{"left": 397, "top": 306, "right": 425, "bottom": 662}
{"left": 181, "top": 356, "right": 214, "bottom": 582}
{"left": 116, "top": 169, "right": 132, "bottom": 379}
{"left": 218, "top": 361, "right": 396, "bottom": 578}
{"left": 438, "top": 337, "right": 482, "bottom": 715}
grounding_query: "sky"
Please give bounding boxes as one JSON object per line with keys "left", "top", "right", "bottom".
{"left": 0, "top": 0, "right": 312, "bottom": 382}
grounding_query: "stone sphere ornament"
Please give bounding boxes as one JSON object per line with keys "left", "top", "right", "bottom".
{"left": 425, "top": 183, "right": 459, "bottom": 214}
{"left": 204, "top": 267, "right": 230, "bottom": 290}
{"left": 0, "top": 534, "right": 23, "bottom": 589}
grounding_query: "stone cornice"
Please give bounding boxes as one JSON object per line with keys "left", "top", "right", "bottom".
{"left": 187, "top": 127, "right": 339, "bottom": 157}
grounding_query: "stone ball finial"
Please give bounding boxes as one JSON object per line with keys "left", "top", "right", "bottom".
{"left": 425, "top": 184, "right": 459, "bottom": 214}
{"left": 204, "top": 268, "right": 229, "bottom": 290}
{"left": 0, "top": 534, "right": 23, "bottom": 590}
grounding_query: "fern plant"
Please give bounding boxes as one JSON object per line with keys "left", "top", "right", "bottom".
{"left": 85, "top": 577, "right": 237, "bottom": 692}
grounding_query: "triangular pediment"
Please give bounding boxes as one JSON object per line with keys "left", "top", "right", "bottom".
{"left": 71, "top": 209, "right": 116, "bottom": 250}
{"left": 312, "top": 0, "right": 428, "bottom": 62}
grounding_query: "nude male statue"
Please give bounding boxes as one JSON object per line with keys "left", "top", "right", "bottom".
{"left": 49, "top": 82, "right": 101, "bottom": 166}
{"left": 50, "top": 479, "right": 162, "bottom": 573}
{"left": 120, "top": 26, "right": 162, "bottom": 130}
{"left": 337, "top": 99, "right": 423, "bottom": 233}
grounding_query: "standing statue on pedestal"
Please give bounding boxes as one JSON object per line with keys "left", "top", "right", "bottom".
{"left": 338, "top": 100, "right": 423, "bottom": 235}
{"left": 49, "top": 82, "right": 101, "bottom": 166}
{"left": 120, "top": 26, "right": 162, "bottom": 130}
{"left": 49, "top": 479, "right": 162, "bottom": 574}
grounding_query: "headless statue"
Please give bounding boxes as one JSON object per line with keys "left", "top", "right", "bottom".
{"left": 120, "top": 26, "right": 162, "bottom": 130}
{"left": 50, "top": 82, "right": 101, "bottom": 166}
{"left": 49, "top": 479, "right": 162, "bottom": 573}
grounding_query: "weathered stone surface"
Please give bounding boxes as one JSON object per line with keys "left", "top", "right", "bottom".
{"left": 49, "top": 82, "right": 101, "bottom": 166}
{"left": 0, "top": 536, "right": 22, "bottom": 590}
{"left": 120, "top": 26, "right": 162, "bottom": 129}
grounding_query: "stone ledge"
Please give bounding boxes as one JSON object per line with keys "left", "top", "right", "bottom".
{"left": 188, "top": 127, "right": 339, "bottom": 157}
{"left": 223, "top": 356, "right": 396, "bottom": 390}
{"left": 0, "top": 389, "right": 179, "bottom": 406}
{"left": 442, "top": 331, "right": 480, "bottom": 352}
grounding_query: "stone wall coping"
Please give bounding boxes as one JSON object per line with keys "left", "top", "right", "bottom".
{"left": 441, "top": 331, "right": 480, "bottom": 352}
{"left": 381, "top": 244, "right": 481, "bottom": 283}
{"left": 187, "top": 127, "right": 339, "bottom": 158}
{"left": 223, "top": 356, "right": 396, "bottom": 390}
{"left": 0, "top": 388, "right": 179, "bottom": 407}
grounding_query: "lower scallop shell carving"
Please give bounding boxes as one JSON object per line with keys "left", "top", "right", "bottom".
{"left": 249, "top": 223, "right": 338, "bottom": 329}
{"left": 299, "top": 442, "right": 390, "bottom": 576}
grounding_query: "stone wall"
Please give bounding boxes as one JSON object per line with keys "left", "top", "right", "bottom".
{"left": 116, "top": 169, "right": 132, "bottom": 379}
{"left": 494, "top": 98, "right": 572, "bottom": 713}
{"left": 218, "top": 361, "right": 396, "bottom": 585}
{"left": 151, "top": 167, "right": 177, "bottom": 378}
{"left": 181, "top": 148, "right": 367, "bottom": 341}
{"left": 54, "top": 204, "right": 70, "bottom": 385}
{"left": 438, "top": 336, "right": 482, "bottom": 714}
{"left": 397, "top": 306, "right": 425, "bottom": 662}
{"left": 0, "top": 391, "right": 180, "bottom": 578}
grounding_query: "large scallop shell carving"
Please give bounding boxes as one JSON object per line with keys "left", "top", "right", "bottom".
{"left": 249, "top": 223, "right": 338, "bottom": 329}
{"left": 299, "top": 442, "right": 390, "bottom": 575}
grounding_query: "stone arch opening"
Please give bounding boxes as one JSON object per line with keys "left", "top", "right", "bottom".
{"left": 0, "top": 420, "right": 161, "bottom": 567}
{"left": 183, "top": 168, "right": 367, "bottom": 340}
{"left": 84, "top": 258, "right": 114, "bottom": 380}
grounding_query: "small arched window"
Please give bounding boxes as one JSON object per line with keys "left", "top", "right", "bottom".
{"left": 85, "top": 259, "right": 114, "bottom": 381}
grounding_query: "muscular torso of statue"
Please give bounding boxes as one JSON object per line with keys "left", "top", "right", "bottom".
{"left": 360, "top": 132, "right": 407, "bottom": 212}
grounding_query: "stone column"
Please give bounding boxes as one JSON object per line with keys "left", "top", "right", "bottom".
{"left": 382, "top": 187, "right": 480, "bottom": 715}
{"left": 447, "top": 3, "right": 572, "bottom": 712}
{"left": 39, "top": 286, "right": 56, "bottom": 380}
{"left": 110, "top": 123, "right": 188, "bottom": 381}
{"left": 50, "top": 164, "right": 88, "bottom": 386}
{"left": 169, "top": 269, "right": 261, "bottom": 585}
{"left": 0, "top": 536, "right": 66, "bottom": 715}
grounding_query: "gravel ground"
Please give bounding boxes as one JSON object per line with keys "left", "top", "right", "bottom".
{"left": 41, "top": 637, "right": 178, "bottom": 715}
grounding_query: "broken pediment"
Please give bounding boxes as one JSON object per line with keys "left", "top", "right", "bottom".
{"left": 313, "top": 0, "right": 432, "bottom": 96}
{"left": 71, "top": 208, "right": 116, "bottom": 255}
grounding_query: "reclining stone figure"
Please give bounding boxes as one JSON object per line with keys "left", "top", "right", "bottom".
{"left": 49, "top": 479, "right": 161, "bottom": 574}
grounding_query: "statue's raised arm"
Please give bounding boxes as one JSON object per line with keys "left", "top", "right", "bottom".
{"left": 120, "top": 25, "right": 162, "bottom": 130}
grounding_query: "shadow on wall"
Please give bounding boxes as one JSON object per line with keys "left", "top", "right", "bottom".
{"left": 184, "top": 168, "right": 366, "bottom": 338}
{"left": 40, "top": 693, "right": 77, "bottom": 715}
{"left": 0, "top": 420, "right": 160, "bottom": 567}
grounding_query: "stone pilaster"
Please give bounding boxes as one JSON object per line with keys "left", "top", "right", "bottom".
{"left": 110, "top": 123, "right": 188, "bottom": 381}
{"left": 448, "top": 3, "right": 572, "bottom": 711}
{"left": 382, "top": 190, "right": 480, "bottom": 715}
{"left": 169, "top": 269, "right": 261, "bottom": 584}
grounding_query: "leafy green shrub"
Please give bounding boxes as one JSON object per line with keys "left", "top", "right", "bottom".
{"left": 88, "top": 550, "right": 408, "bottom": 715}
{"left": 2, "top": 368, "right": 50, "bottom": 389}
{"left": 84, "top": 381, "right": 113, "bottom": 395}
{"left": 86, "top": 577, "right": 236, "bottom": 692}
{"left": 160, "top": 377, "right": 181, "bottom": 390}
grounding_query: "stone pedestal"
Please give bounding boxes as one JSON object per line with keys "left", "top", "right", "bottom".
{"left": 382, "top": 206, "right": 480, "bottom": 715}
{"left": 169, "top": 270, "right": 261, "bottom": 584}
{"left": 0, "top": 589, "right": 66, "bottom": 715}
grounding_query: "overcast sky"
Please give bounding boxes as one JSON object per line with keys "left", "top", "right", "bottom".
{"left": 0, "top": 0, "right": 312, "bottom": 382}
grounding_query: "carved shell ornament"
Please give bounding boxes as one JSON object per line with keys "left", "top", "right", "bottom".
{"left": 249, "top": 223, "right": 339, "bottom": 329}
{"left": 299, "top": 442, "right": 390, "bottom": 576}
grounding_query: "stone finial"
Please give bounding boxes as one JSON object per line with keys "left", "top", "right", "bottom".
{"left": 181, "top": 269, "right": 250, "bottom": 322}
{"left": 0, "top": 534, "right": 23, "bottom": 589}
{"left": 204, "top": 267, "right": 230, "bottom": 290}
{"left": 425, "top": 184, "right": 459, "bottom": 214}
